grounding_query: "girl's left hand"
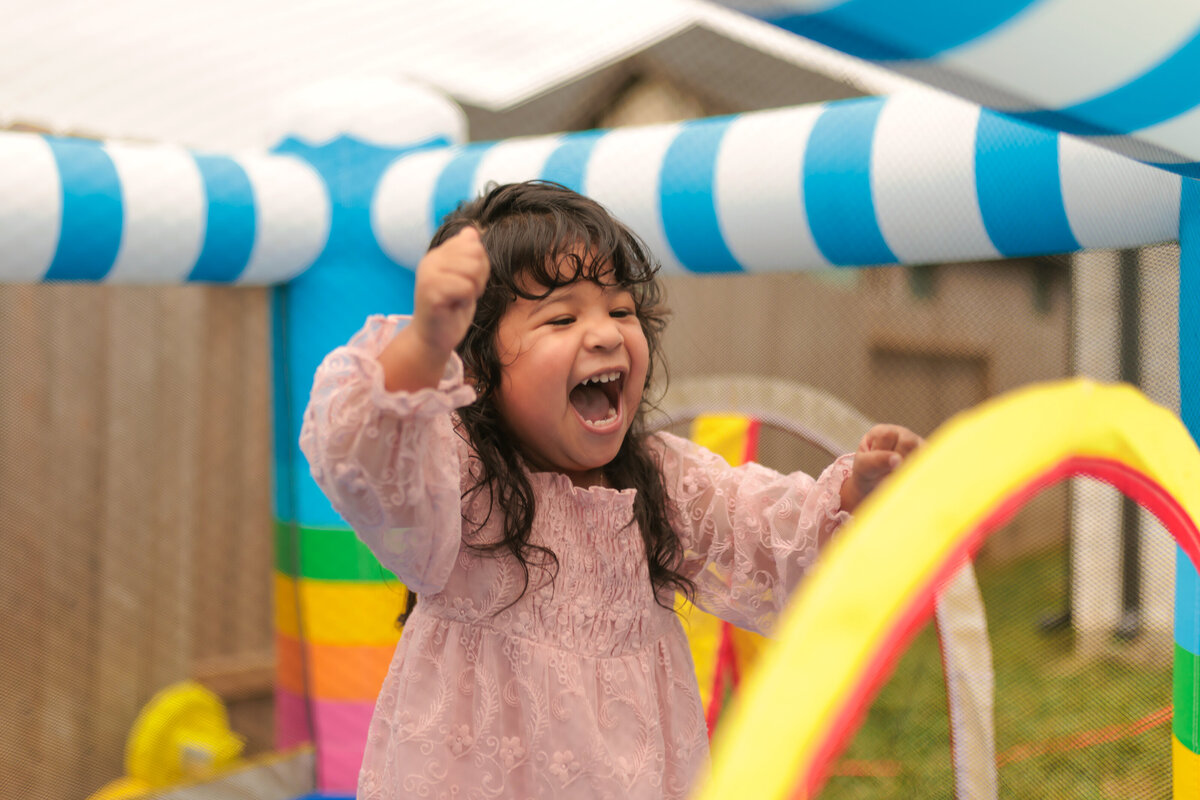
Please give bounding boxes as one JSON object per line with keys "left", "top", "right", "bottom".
{"left": 839, "top": 424, "right": 923, "bottom": 513}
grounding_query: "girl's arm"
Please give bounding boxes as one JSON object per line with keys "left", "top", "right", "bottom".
{"left": 655, "top": 431, "right": 854, "bottom": 636}
{"left": 299, "top": 316, "right": 476, "bottom": 595}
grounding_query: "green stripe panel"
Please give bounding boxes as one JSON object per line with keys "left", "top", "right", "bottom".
{"left": 274, "top": 520, "right": 397, "bottom": 582}
{"left": 1175, "top": 642, "right": 1200, "bottom": 753}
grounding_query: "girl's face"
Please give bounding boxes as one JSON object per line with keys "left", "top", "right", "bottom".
{"left": 493, "top": 270, "right": 649, "bottom": 487}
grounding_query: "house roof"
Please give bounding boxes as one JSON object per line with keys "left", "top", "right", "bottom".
{"left": 0, "top": 0, "right": 921, "bottom": 150}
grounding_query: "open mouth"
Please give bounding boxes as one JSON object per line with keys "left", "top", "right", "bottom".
{"left": 568, "top": 370, "right": 624, "bottom": 430}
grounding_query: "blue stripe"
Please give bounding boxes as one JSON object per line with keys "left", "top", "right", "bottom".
{"left": 1181, "top": 178, "right": 1200, "bottom": 439}
{"left": 1148, "top": 161, "right": 1200, "bottom": 180}
{"left": 541, "top": 131, "right": 605, "bottom": 194}
{"left": 189, "top": 155, "right": 256, "bottom": 282}
{"left": 1012, "top": 25, "right": 1200, "bottom": 138}
{"left": 974, "top": 110, "right": 1079, "bottom": 257}
{"left": 803, "top": 98, "right": 896, "bottom": 266}
{"left": 431, "top": 143, "right": 493, "bottom": 231}
{"left": 660, "top": 118, "right": 743, "bottom": 273}
{"left": 1179, "top": 544, "right": 1200, "bottom": 655}
{"left": 763, "top": 0, "right": 1038, "bottom": 61}
{"left": 44, "top": 138, "right": 123, "bottom": 281}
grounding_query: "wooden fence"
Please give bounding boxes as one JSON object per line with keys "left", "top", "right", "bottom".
{"left": 0, "top": 264, "right": 1075, "bottom": 799}
{"left": 0, "top": 284, "right": 275, "bottom": 800}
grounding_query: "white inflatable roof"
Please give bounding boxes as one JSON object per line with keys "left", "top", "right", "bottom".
{"left": 0, "top": 0, "right": 915, "bottom": 151}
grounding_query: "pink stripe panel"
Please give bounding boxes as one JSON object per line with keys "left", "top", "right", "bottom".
{"left": 275, "top": 688, "right": 376, "bottom": 792}
{"left": 275, "top": 686, "right": 313, "bottom": 750}
{"left": 315, "top": 696, "right": 377, "bottom": 792}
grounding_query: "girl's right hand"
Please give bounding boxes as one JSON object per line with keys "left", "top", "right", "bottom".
{"left": 412, "top": 226, "right": 490, "bottom": 357}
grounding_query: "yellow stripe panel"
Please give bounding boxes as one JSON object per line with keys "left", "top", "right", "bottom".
{"left": 729, "top": 624, "right": 770, "bottom": 678}
{"left": 686, "top": 414, "right": 758, "bottom": 715}
{"left": 1178, "top": 735, "right": 1200, "bottom": 798}
{"left": 694, "top": 380, "right": 1200, "bottom": 800}
{"left": 274, "top": 572, "right": 405, "bottom": 646}
{"left": 676, "top": 594, "right": 722, "bottom": 711}
{"left": 691, "top": 414, "right": 754, "bottom": 466}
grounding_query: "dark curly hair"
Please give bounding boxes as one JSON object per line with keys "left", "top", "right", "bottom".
{"left": 400, "top": 181, "right": 694, "bottom": 623}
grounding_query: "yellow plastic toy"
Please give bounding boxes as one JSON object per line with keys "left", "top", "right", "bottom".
{"left": 694, "top": 378, "right": 1200, "bottom": 800}
{"left": 88, "top": 681, "right": 245, "bottom": 799}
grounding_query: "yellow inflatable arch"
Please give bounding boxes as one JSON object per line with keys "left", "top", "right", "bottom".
{"left": 695, "top": 378, "right": 1200, "bottom": 800}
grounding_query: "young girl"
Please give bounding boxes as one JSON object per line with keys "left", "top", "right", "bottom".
{"left": 300, "top": 181, "right": 920, "bottom": 799}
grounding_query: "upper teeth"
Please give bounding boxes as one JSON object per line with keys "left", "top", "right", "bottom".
{"left": 582, "top": 372, "right": 621, "bottom": 385}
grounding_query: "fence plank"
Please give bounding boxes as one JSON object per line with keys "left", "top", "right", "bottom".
{"left": 147, "top": 287, "right": 203, "bottom": 693}
{"left": 94, "top": 287, "right": 162, "bottom": 783}
{"left": 194, "top": 289, "right": 241, "bottom": 662}
{"left": 0, "top": 285, "right": 51, "bottom": 797}
{"left": 45, "top": 286, "right": 109, "bottom": 793}
{"left": 236, "top": 289, "right": 273, "bottom": 656}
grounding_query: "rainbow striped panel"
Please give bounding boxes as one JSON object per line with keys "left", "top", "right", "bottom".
{"left": 272, "top": 521, "right": 405, "bottom": 793}
{"left": 1179, "top": 176, "right": 1200, "bottom": 798}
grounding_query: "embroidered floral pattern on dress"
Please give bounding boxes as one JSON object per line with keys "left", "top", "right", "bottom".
{"left": 446, "top": 724, "right": 474, "bottom": 757}
{"left": 548, "top": 751, "right": 581, "bottom": 784}
{"left": 499, "top": 736, "right": 526, "bottom": 769}
{"left": 299, "top": 315, "right": 854, "bottom": 799}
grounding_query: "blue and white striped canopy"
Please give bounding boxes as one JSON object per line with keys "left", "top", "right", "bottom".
{"left": 718, "top": 0, "right": 1200, "bottom": 175}
{"left": 0, "top": 92, "right": 1182, "bottom": 284}
{"left": 2, "top": 0, "right": 1197, "bottom": 285}
{"left": 374, "top": 95, "right": 1178, "bottom": 274}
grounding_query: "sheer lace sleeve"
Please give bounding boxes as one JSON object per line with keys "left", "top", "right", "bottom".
{"left": 655, "top": 431, "right": 854, "bottom": 636}
{"left": 299, "top": 314, "right": 476, "bottom": 594}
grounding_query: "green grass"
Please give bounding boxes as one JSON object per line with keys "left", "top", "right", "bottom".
{"left": 814, "top": 548, "right": 1173, "bottom": 799}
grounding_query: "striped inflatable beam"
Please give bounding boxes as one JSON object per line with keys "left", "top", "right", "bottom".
{"left": 1178, "top": 183, "right": 1200, "bottom": 797}
{"left": 716, "top": 0, "right": 1200, "bottom": 175}
{"left": 1176, "top": 551, "right": 1200, "bottom": 796}
{"left": 373, "top": 94, "right": 1180, "bottom": 275}
{"left": 0, "top": 131, "right": 329, "bottom": 284}
{"left": 0, "top": 95, "right": 1182, "bottom": 286}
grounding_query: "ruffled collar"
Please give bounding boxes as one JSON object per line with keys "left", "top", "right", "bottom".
{"left": 527, "top": 468, "right": 638, "bottom": 505}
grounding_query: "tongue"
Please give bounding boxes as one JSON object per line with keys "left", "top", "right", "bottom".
{"left": 569, "top": 384, "right": 613, "bottom": 422}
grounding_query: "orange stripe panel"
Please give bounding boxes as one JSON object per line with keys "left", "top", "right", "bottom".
{"left": 276, "top": 633, "right": 395, "bottom": 701}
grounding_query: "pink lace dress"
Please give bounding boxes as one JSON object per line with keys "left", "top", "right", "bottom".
{"left": 300, "top": 315, "right": 853, "bottom": 800}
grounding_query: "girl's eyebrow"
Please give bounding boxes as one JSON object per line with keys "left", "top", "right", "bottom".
{"left": 530, "top": 286, "right": 576, "bottom": 310}
{"left": 529, "top": 282, "right": 630, "bottom": 312}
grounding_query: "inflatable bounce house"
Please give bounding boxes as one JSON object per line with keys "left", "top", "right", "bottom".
{"left": 4, "top": 1, "right": 1200, "bottom": 798}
